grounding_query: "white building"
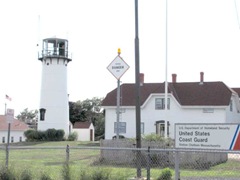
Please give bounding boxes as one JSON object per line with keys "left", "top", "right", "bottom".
{"left": 0, "top": 115, "right": 29, "bottom": 143}
{"left": 38, "top": 38, "right": 71, "bottom": 136}
{"left": 72, "top": 122, "right": 95, "bottom": 141}
{"left": 102, "top": 72, "right": 240, "bottom": 139}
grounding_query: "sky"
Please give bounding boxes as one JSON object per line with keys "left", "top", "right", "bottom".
{"left": 1, "top": 0, "right": 240, "bottom": 116}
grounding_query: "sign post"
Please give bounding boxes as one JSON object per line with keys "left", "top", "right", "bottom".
{"left": 5, "top": 108, "right": 14, "bottom": 168}
{"left": 107, "top": 49, "right": 129, "bottom": 139}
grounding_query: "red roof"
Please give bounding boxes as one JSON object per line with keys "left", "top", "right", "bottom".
{"left": 102, "top": 81, "right": 232, "bottom": 106}
{"left": 0, "top": 115, "right": 29, "bottom": 131}
{"left": 73, "top": 121, "right": 91, "bottom": 129}
{"left": 232, "top": 88, "right": 240, "bottom": 96}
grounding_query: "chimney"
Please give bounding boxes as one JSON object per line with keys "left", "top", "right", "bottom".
{"left": 172, "top": 74, "right": 177, "bottom": 83}
{"left": 200, "top": 72, "right": 204, "bottom": 84}
{"left": 139, "top": 73, "right": 144, "bottom": 86}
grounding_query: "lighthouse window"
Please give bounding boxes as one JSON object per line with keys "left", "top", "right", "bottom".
{"left": 39, "top": 108, "right": 46, "bottom": 121}
{"left": 59, "top": 42, "right": 65, "bottom": 56}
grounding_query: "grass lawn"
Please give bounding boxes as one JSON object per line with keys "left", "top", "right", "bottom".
{"left": 0, "top": 141, "right": 240, "bottom": 179}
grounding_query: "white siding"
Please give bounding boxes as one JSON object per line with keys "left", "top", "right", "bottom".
{"left": 226, "top": 97, "right": 240, "bottom": 123}
{"left": 73, "top": 124, "right": 95, "bottom": 141}
{"left": 38, "top": 57, "right": 70, "bottom": 135}
{"left": 0, "top": 131, "right": 26, "bottom": 144}
{"left": 104, "top": 94, "right": 240, "bottom": 139}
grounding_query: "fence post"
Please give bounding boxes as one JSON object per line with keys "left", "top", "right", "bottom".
{"left": 146, "top": 146, "right": 151, "bottom": 180}
{"left": 5, "top": 123, "right": 11, "bottom": 168}
{"left": 66, "top": 144, "right": 70, "bottom": 164}
{"left": 175, "top": 149, "right": 180, "bottom": 180}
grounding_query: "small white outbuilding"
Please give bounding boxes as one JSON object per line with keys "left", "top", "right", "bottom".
{"left": 0, "top": 115, "right": 29, "bottom": 143}
{"left": 72, "top": 122, "right": 95, "bottom": 141}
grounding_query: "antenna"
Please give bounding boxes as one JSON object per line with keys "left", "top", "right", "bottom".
{"left": 234, "top": 0, "right": 240, "bottom": 29}
{"left": 37, "top": 15, "right": 41, "bottom": 47}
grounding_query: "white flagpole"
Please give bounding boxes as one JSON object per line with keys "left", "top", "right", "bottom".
{"left": 5, "top": 103, "right": 7, "bottom": 115}
{"left": 164, "top": 0, "right": 168, "bottom": 138}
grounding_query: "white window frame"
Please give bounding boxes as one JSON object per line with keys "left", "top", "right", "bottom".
{"left": 230, "top": 100, "right": 233, "bottom": 112}
{"left": 114, "top": 122, "right": 126, "bottom": 134}
{"left": 141, "top": 122, "right": 144, "bottom": 134}
{"left": 155, "top": 98, "right": 170, "bottom": 110}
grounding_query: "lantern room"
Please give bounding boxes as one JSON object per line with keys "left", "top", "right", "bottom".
{"left": 38, "top": 38, "right": 71, "bottom": 61}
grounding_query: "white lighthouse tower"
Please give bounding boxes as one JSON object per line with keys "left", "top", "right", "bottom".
{"left": 38, "top": 38, "right": 71, "bottom": 135}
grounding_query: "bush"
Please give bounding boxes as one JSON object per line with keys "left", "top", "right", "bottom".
{"left": 24, "top": 129, "right": 35, "bottom": 138}
{"left": 79, "top": 168, "right": 111, "bottom": 180}
{"left": 24, "top": 129, "right": 65, "bottom": 141}
{"left": 61, "top": 163, "right": 71, "bottom": 180}
{"left": 46, "top": 129, "right": 57, "bottom": 141}
{"left": 20, "top": 169, "right": 32, "bottom": 180}
{"left": 91, "top": 169, "right": 111, "bottom": 180}
{"left": 56, "top": 130, "right": 65, "bottom": 141}
{"left": 142, "top": 133, "right": 165, "bottom": 141}
{"left": 40, "top": 173, "right": 53, "bottom": 180}
{"left": 79, "top": 169, "right": 91, "bottom": 180}
{"left": 0, "top": 165, "right": 15, "bottom": 180}
{"left": 37, "top": 130, "right": 46, "bottom": 141}
{"left": 157, "top": 168, "right": 172, "bottom": 180}
{"left": 67, "top": 132, "right": 78, "bottom": 141}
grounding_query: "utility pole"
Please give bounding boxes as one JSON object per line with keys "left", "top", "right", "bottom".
{"left": 134, "top": 0, "right": 142, "bottom": 178}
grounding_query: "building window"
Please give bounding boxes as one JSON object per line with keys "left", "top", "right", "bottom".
{"left": 2, "top": 137, "right": 5, "bottom": 143}
{"left": 230, "top": 100, "right": 233, "bottom": 112}
{"left": 141, "top": 122, "right": 144, "bottom": 134}
{"left": 19, "top": 137, "right": 22, "bottom": 142}
{"left": 114, "top": 122, "right": 126, "bottom": 134}
{"left": 155, "top": 98, "right": 170, "bottom": 110}
{"left": 11, "top": 137, "right": 14, "bottom": 143}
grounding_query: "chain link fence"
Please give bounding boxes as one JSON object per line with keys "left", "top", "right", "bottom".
{"left": 0, "top": 141, "right": 240, "bottom": 180}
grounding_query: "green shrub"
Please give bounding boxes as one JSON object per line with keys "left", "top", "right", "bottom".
{"left": 91, "top": 169, "right": 111, "bottom": 180}
{"left": 20, "top": 169, "right": 32, "bottom": 180}
{"left": 24, "top": 129, "right": 37, "bottom": 141}
{"left": 46, "top": 129, "right": 57, "bottom": 141}
{"left": 79, "top": 169, "right": 91, "bottom": 180}
{"left": 0, "top": 165, "right": 15, "bottom": 180}
{"left": 61, "top": 163, "right": 71, "bottom": 180}
{"left": 24, "top": 129, "right": 64, "bottom": 141}
{"left": 24, "top": 129, "right": 35, "bottom": 138}
{"left": 157, "top": 168, "right": 172, "bottom": 180}
{"left": 56, "top": 130, "right": 65, "bottom": 141}
{"left": 67, "top": 132, "right": 78, "bottom": 141}
{"left": 142, "top": 133, "right": 165, "bottom": 141}
{"left": 40, "top": 173, "right": 53, "bottom": 180}
{"left": 37, "top": 130, "right": 46, "bottom": 141}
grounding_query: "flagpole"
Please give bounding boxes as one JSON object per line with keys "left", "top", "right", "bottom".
{"left": 5, "top": 103, "right": 6, "bottom": 115}
{"left": 164, "top": 0, "right": 168, "bottom": 138}
{"left": 4, "top": 95, "right": 11, "bottom": 168}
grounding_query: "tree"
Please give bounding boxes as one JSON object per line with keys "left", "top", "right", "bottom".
{"left": 16, "top": 108, "right": 38, "bottom": 129}
{"left": 69, "top": 97, "right": 105, "bottom": 138}
{"left": 69, "top": 101, "right": 86, "bottom": 124}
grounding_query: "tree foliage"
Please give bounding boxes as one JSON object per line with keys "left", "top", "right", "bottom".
{"left": 69, "top": 97, "right": 105, "bottom": 138}
{"left": 16, "top": 108, "right": 38, "bottom": 129}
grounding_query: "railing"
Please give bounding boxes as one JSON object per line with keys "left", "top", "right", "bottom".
{"left": 38, "top": 49, "right": 71, "bottom": 59}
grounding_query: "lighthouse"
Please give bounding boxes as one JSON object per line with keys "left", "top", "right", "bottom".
{"left": 38, "top": 38, "right": 71, "bottom": 135}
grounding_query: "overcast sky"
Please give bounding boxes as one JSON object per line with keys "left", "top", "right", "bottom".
{"left": 1, "top": 0, "right": 240, "bottom": 115}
